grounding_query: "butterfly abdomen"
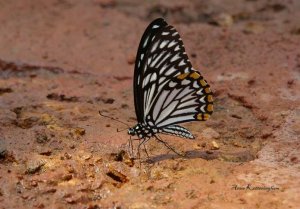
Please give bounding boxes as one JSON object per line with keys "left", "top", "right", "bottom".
{"left": 162, "top": 125, "right": 194, "bottom": 139}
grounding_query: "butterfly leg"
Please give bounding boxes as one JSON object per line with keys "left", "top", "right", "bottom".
{"left": 127, "top": 137, "right": 140, "bottom": 158}
{"left": 137, "top": 137, "right": 150, "bottom": 159}
{"left": 154, "top": 135, "right": 185, "bottom": 157}
{"left": 143, "top": 143, "right": 150, "bottom": 158}
{"left": 137, "top": 139, "right": 143, "bottom": 160}
{"left": 137, "top": 138, "right": 147, "bottom": 168}
{"left": 128, "top": 136, "right": 134, "bottom": 157}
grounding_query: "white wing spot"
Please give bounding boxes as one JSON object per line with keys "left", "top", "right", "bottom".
{"left": 143, "top": 74, "right": 151, "bottom": 88}
{"left": 178, "top": 60, "right": 185, "bottom": 66}
{"left": 159, "top": 76, "right": 166, "bottom": 84}
{"left": 193, "top": 81, "right": 200, "bottom": 88}
{"left": 150, "top": 53, "right": 164, "bottom": 67}
{"left": 200, "top": 105, "right": 206, "bottom": 112}
{"left": 199, "top": 96, "right": 206, "bottom": 103}
{"left": 150, "top": 72, "right": 157, "bottom": 82}
{"left": 168, "top": 40, "right": 177, "bottom": 48}
{"left": 160, "top": 40, "right": 169, "bottom": 49}
{"left": 157, "top": 52, "right": 171, "bottom": 68}
{"left": 161, "top": 64, "right": 168, "bottom": 73}
{"left": 151, "top": 41, "right": 159, "bottom": 52}
{"left": 137, "top": 76, "right": 140, "bottom": 84}
{"left": 182, "top": 79, "right": 191, "bottom": 85}
{"left": 169, "top": 81, "right": 177, "bottom": 88}
{"left": 152, "top": 25, "right": 159, "bottom": 29}
{"left": 170, "top": 54, "right": 180, "bottom": 62}
{"left": 197, "top": 89, "right": 204, "bottom": 95}
{"left": 143, "top": 36, "right": 149, "bottom": 48}
{"left": 165, "top": 67, "right": 176, "bottom": 76}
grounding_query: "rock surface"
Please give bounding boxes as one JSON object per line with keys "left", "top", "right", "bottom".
{"left": 0, "top": 0, "right": 299, "bottom": 208}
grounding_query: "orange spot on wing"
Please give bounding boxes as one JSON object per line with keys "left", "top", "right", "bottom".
{"left": 207, "top": 95, "right": 213, "bottom": 102}
{"left": 197, "top": 114, "right": 203, "bottom": 120}
{"left": 207, "top": 104, "right": 213, "bottom": 112}
{"left": 199, "top": 79, "right": 207, "bottom": 87}
{"left": 203, "top": 113, "right": 210, "bottom": 120}
{"left": 177, "top": 73, "right": 190, "bottom": 80}
{"left": 197, "top": 113, "right": 211, "bottom": 121}
{"left": 190, "top": 72, "right": 200, "bottom": 79}
{"left": 205, "top": 87, "right": 211, "bottom": 93}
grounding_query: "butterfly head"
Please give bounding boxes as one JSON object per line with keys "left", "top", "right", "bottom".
{"left": 128, "top": 127, "right": 136, "bottom": 136}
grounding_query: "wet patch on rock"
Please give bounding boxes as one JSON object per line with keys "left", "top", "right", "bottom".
{"left": 0, "top": 87, "right": 13, "bottom": 95}
{"left": 47, "top": 93, "right": 79, "bottom": 102}
{"left": 0, "top": 58, "right": 63, "bottom": 79}
{"left": 0, "top": 1, "right": 299, "bottom": 208}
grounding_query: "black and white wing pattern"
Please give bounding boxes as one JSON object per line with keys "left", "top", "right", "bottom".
{"left": 134, "top": 18, "right": 213, "bottom": 139}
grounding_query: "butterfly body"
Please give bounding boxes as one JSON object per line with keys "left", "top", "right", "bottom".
{"left": 128, "top": 18, "right": 213, "bottom": 148}
{"left": 128, "top": 123, "right": 161, "bottom": 139}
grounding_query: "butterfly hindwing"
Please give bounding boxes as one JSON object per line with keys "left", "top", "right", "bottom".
{"left": 151, "top": 69, "right": 213, "bottom": 128}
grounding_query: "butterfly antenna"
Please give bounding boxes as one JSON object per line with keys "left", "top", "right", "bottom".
{"left": 98, "top": 111, "right": 130, "bottom": 128}
{"left": 117, "top": 127, "right": 128, "bottom": 132}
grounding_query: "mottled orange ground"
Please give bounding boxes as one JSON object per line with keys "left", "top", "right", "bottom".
{"left": 0, "top": 0, "right": 299, "bottom": 208}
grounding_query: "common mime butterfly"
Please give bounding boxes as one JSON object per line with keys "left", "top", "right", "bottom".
{"left": 127, "top": 18, "right": 213, "bottom": 153}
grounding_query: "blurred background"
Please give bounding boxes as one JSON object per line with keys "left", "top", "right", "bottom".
{"left": 1, "top": 0, "right": 300, "bottom": 76}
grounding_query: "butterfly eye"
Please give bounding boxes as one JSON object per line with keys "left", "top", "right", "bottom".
{"left": 128, "top": 128, "right": 135, "bottom": 136}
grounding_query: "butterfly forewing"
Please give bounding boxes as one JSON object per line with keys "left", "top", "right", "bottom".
{"left": 134, "top": 18, "right": 167, "bottom": 122}
{"left": 134, "top": 18, "right": 213, "bottom": 139}
{"left": 141, "top": 24, "right": 194, "bottom": 117}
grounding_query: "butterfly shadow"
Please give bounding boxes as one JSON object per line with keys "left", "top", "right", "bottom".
{"left": 146, "top": 150, "right": 221, "bottom": 163}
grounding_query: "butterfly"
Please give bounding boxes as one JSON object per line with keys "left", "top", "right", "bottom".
{"left": 127, "top": 18, "right": 213, "bottom": 153}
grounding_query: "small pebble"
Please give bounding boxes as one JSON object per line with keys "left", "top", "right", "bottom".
{"left": 64, "top": 153, "right": 72, "bottom": 159}
{"left": 211, "top": 141, "right": 220, "bottom": 150}
{"left": 214, "top": 13, "right": 234, "bottom": 27}
{"left": 202, "top": 128, "right": 220, "bottom": 139}
{"left": 127, "top": 55, "right": 136, "bottom": 65}
{"left": 26, "top": 160, "right": 45, "bottom": 174}
{"left": 74, "top": 127, "right": 85, "bottom": 136}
